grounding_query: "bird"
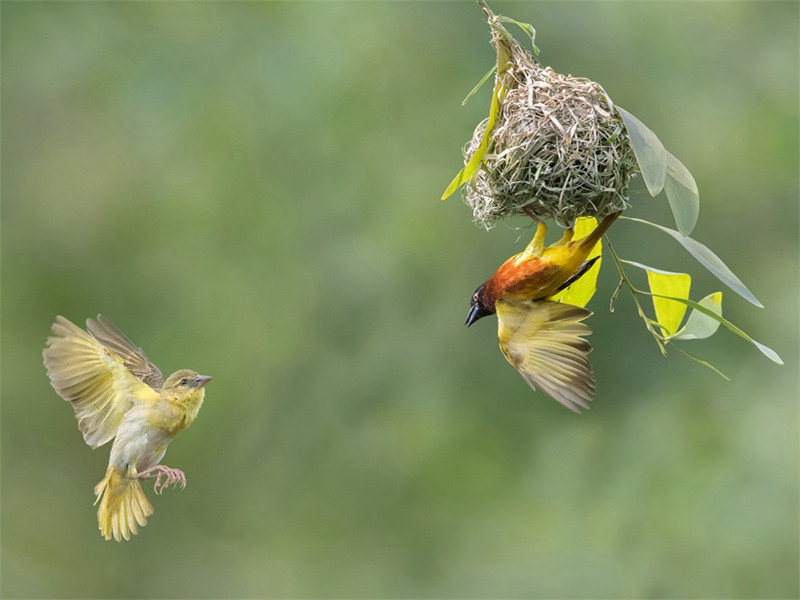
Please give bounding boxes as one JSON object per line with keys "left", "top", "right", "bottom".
{"left": 43, "top": 315, "right": 212, "bottom": 542}
{"left": 465, "top": 211, "right": 620, "bottom": 412}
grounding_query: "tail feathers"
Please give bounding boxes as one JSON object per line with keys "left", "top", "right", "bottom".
{"left": 579, "top": 211, "right": 621, "bottom": 252}
{"left": 94, "top": 468, "right": 153, "bottom": 542}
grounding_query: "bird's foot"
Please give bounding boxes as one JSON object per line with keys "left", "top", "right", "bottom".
{"left": 555, "top": 226, "right": 574, "bottom": 246}
{"left": 138, "top": 465, "right": 186, "bottom": 495}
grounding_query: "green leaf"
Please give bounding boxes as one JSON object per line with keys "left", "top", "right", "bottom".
{"left": 645, "top": 269, "right": 691, "bottom": 337}
{"left": 443, "top": 11, "right": 523, "bottom": 201}
{"left": 441, "top": 78, "right": 504, "bottom": 200}
{"left": 497, "top": 16, "right": 540, "bottom": 55}
{"left": 673, "top": 345, "right": 731, "bottom": 381}
{"left": 552, "top": 217, "right": 602, "bottom": 308}
{"left": 462, "top": 64, "right": 497, "bottom": 106}
{"left": 645, "top": 292, "right": 782, "bottom": 364}
{"left": 443, "top": 32, "right": 516, "bottom": 202}
{"left": 673, "top": 292, "right": 722, "bottom": 341}
{"left": 620, "top": 260, "right": 677, "bottom": 276}
{"left": 616, "top": 106, "right": 668, "bottom": 197}
{"left": 622, "top": 217, "right": 764, "bottom": 308}
{"left": 664, "top": 151, "right": 700, "bottom": 236}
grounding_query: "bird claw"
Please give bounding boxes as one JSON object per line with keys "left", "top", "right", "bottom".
{"left": 138, "top": 466, "right": 186, "bottom": 495}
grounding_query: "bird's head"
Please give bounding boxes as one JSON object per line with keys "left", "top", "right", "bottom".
{"left": 465, "top": 283, "right": 495, "bottom": 327}
{"left": 162, "top": 369, "right": 212, "bottom": 409}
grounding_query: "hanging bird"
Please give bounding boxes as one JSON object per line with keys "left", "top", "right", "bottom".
{"left": 43, "top": 315, "right": 212, "bottom": 542}
{"left": 465, "top": 211, "right": 620, "bottom": 412}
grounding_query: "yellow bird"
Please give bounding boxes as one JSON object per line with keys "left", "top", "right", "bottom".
{"left": 43, "top": 315, "right": 211, "bottom": 542}
{"left": 465, "top": 212, "right": 620, "bottom": 412}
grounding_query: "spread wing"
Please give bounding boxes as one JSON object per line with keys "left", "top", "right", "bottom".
{"left": 496, "top": 299, "right": 596, "bottom": 413}
{"left": 43, "top": 316, "right": 161, "bottom": 448}
{"left": 86, "top": 315, "right": 163, "bottom": 389}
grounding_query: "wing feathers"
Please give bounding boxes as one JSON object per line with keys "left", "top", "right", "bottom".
{"left": 497, "top": 299, "right": 596, "bottom": 413}
{"left": 44, "top": 316, "right": 160, "bottom": 448}
{"left": 86, "top": 315, "right": 164, "bottom": 390}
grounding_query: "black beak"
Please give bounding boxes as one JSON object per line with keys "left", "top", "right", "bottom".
{"left": 465, "top": 302, "right": 490, "bottom": 327}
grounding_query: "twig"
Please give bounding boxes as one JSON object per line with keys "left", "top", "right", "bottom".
{"left": 605, "top": 238, "right": 667, "bottom": 355}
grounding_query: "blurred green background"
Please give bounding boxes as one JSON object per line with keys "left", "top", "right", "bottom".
{"left": 2, "top": 2, "right": 797, "bottom": 598}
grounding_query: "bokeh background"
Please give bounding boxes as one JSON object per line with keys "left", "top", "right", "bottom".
{"left": 3, "top": 2, "right": 797, "bottom": 598}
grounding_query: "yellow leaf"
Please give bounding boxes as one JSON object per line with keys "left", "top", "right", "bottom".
{"left": 552, "top": 217, "right": 601, "bottom": 308}
{"left": 572, "top": 217, "right": 601, "bottom": 246}
{"left": 646, "top": 268, "right": 691, "bottom": 336}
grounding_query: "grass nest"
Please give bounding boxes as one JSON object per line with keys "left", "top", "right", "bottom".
{"left": 462, "top": 16, "right": 637, "bottom": 229}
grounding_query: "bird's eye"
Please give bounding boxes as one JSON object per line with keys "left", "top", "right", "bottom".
{"left": 473, "top": 292, "right": 479, "bottom": 303}
{"left": 179, "top": 378, "right": 188, "bottom": 386}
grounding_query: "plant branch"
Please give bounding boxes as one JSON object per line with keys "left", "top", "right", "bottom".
{"left": 605, "top": 238, "right": 667, "bottom": 355}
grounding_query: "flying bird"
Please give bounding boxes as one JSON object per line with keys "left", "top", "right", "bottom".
{"left": 43, "top": 315, "right": 211, "bottom": 542}
{"left": 465, "top": 212, "right": 620, "bottom": 412}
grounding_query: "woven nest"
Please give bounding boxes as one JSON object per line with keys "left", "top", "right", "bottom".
{"left": 463, "top": 26, "right": 637, "bottom": 229}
